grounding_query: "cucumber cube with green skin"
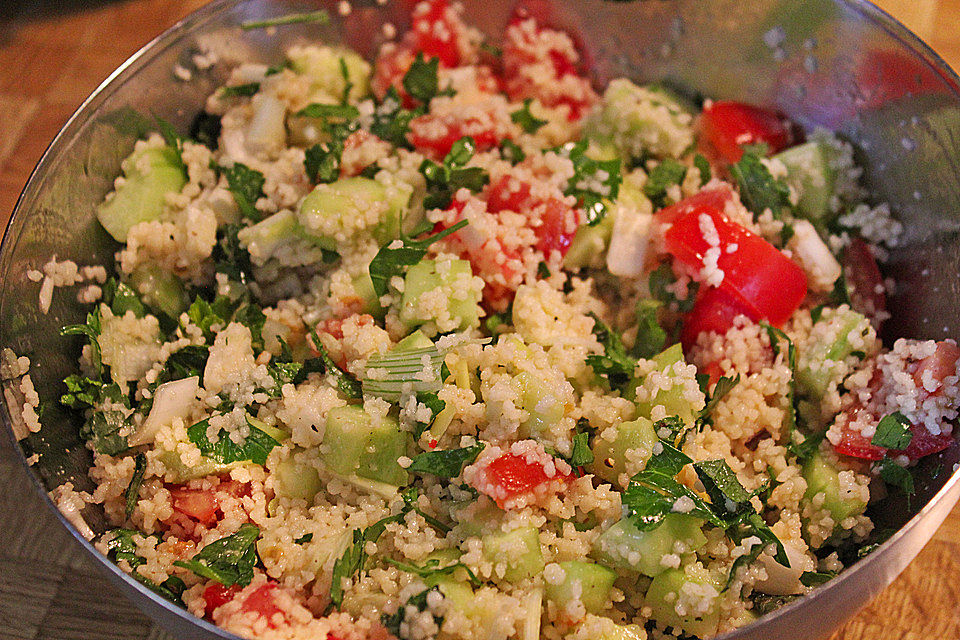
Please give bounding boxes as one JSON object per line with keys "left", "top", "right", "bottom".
{"left": 583, "top": 79, "right": 695, "bottom": 161}
{"left": 482, "top": 526, "right": 545, "bottom": 582}
{"left": 97, "top": 145, "right": 187, "bottom": 242}
{"left": 454, "top": 497, "right": 504, "bottom": 537}
{"left": 128, "top": 264, "right": 187, "bottom": 318}
{"left": 802, "top": 450, "right": 867, "bottom": 527}
{"left": 593, "top": 514, "right": 707, "bottom": 577}
{"left": 352, "top": 271, "right": 386, "bottom": 320}
{"left": 515, "top": 371, "right": 565, "bottom": 440}
{"left": 564, "top": 213, "right": 614, "bottom": 270}
{"left": 591, "top": 416, "right": 658, "bottom": 486}
{"left": 274, "top": 459, "right": 323, "bottom": 502}
{"left": 544, "top": 561, "right": 617, "bottom": 615}
{"left": 632, "top": 343, "right": 697, "bottom": 426}
{"left": 598, "top": 624, "right": 647, "bottom": 640}
{"left": 774, "top": 140, "right": 838, "bottom": 225}
{"left": 796, "top": 308, "right": 870, "bottom": 401}
{"left": 297, "top": 177, "right": 412, "bottom": 246}
{"left": 399, "top": 258, "right": 480, "bottom": 333}
{"left": 157, "top": 449, "right": 237, "bottom": 482}
{"left": 286, "top": 45, "right": 372, "bottom": 103}
{"left": 644, "top": 566, "right": 721, "bottom": 638}
{"left": 321, "top": 405, "right": 408, "bottom": 486}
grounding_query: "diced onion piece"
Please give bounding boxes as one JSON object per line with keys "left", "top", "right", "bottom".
{"left": 787, "top": 219, "right": 842, "bottom": 293}
{"left": 606, "top": 207, "right": 652, "bottom": 277}
{"left": 129, "top": 376, "right": 199, "bottom": 446}
{"left": 755, "top": 542, "right": 814, "bottom": 595}
{"left": 245, "top": 93, "right": 287, "bottom": 156}
{"left": 362, "top": 342, "right": 443, "bottom": 402}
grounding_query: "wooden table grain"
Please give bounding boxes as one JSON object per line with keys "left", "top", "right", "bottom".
{"left": 1, "top": 1, "right": 959, "bottom": 639}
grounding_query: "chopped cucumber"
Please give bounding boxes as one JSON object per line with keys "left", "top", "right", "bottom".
{"left": 97, "top": 145, "right": 187, "bottom": 242}
{"left": 482, "top": 526, "right": 544, "bottom": 582}
{"left": 297, "top": 176, "right": 412, "bottom": 245}
{"left": 352, "top": 271, "right": 385, "bottom": 320}
{"left": 321, "top": 405, "right": 408, "bottom": 486}
{"left": 590, "top": 417, "right": 658, "bottom": 486}
{"left": 274, "top": 459, "right": 323, "bottom": 502}
{"left": 544, "top": 561, "right": 616, "bottom": 615}
{"left": 773, "top": 140, "right": 838, "bottom": 225}
{"left": 593, "top": 514, "right": 707, "bottom": 577}
{"left": 128, "top": 264, "right": 187, "bottom": 318}
{"left": 515, "top": 371, "right": 565, "bottom": 440}
{"left": 802, "top": 450, "right": 867, "bottom": 527}
{"left": 564, "top": 212, "right": 614, "bottom": 270}
{"left": 598, "top": 623, "right": 648, "bottom": 640}
{"left": 632, "top": 344, "right": 698, "bottom": 425}
{"left": 584, "top": 79, "right": 695, "bottom": 161}
{"left": 399, "top": 258, "right": 481, "bottom": 334}
{"left": 453, "top": 497, "right": 504, "bottom": 537}
{"left": 157, "top": 449, "right": 237, "bottom": 482}
{"left": 644, "top": 566, "right": 721, "bottom": 638}
{"left": 287, "top": 45, "right": 372, "bottom": 103}
{"left": 797, "top": 308, "right": 871, "bottom": 401}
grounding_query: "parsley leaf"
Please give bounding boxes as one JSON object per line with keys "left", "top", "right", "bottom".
{"left": 511, "top": 99, "right": 547, "bottom": 133}
{"left": 125, "top": 453, "right": 147, "bottom": 518}
{"left": 648, "top": 262, "right": 698, "bottom": 313}
{"left": 799, "top": 570, "right": 836, "bottom": 587}
{"left": 643, "top": 158, "right": 687, "bottom": 209}
{"left": 568, "top": 430, "right": 595, "bottom": 467}
{"left": 407, "top": 443, "right": 485, "bottom": 478}
{"left": 174, "top": 523, "right": 260, "bottom": 587}
{"left": 294, "top": 533, "right": 313, "bottom": 544}
{"left": 402, "top": 53, "right": 449, "bottom": 104}
{"left": 331, "top": 512, "right": 406, "bottom": 608}
{"left": 694, "top": 153, "right": 712, "bottom": 184}
{"left": 499, "top": 139, "right": 525, "bottom": 165}
{"left": 585, "top": 313, "right": 635, "bottom": 390}
{"left": 371, "top": 87, "right": 423, "bottom": 148}
{"left": 871, "top": 412, "right": 912, "bottom": 450}
{"left": 558, "top": 140, "right": 622, "bottom": 226}
{"left": 296, "top": 103, "right": 360, "bottom": 120}
{"left": 61, "top": 309, "right": 104, "bottom": 377}
{"left": 385, "top": 557, "right": 481, "bottom": 587}
{"left": 309, "top": 328, "right": 362, "bottom": 399}
{"left": 697, "top": 374, "right": 740, "bottom": 428}
{"left": 186, "top": 416, "right": 281, "bottom": 465}
{"left": 368, "top": 219, "right": 469, "bottom": 298}
{"left": 420, "top": 137, "right": 489, "bottom": 210}
{"left": 220, "top": 82, "right": 260, "bottom": 97}
{"left": 222, "top": 163, "right": 266, "bottom": 221}
{"left": 877, "top": 457, "right": 915, "bottom": 496}
{"left": 730, "top": 146, "right": 792, "bottom": 242}
{"left": 412, "top": 391, "right": 445, "bottom": 439}
{"left": 763, "top": 324, "right": 797, "bottom": 434}
{"left": 633, "top": 299, "right": 667, "bottom": 359}
{"left": 82, "top": 410, "right": 132, "bottom": 456}
{"left": 102, "top": 278, "right": 145, "bottom": 318}
{"left": 382, "top": 587, "right": 443, "bottom": 637}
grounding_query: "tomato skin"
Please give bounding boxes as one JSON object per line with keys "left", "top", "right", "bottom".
{"left": 203, "top": 583, "right": 241, "bottom": 618}
{"left": 170, "top": 488, "right": 218, "bottom": 525}
{"left": 481, "top": 453, "right": 568, "bottom": 508}
{"left": 407, "top": 114, "right": 501, "bottom": 160}
{"left": 681, "top": 285, "right": 757, "bottom": 351}
{"left": 483, "top": 175, "right": 575, "bottom": 258}
{"left": 915, "top": 341, "right": 960, "bottom": 394}
{"left": 843, "top": 237, "right": 887, "bottom": 324}
{"left": 409, "top": 0, "right": 461, "bottom": 68}
{"left": 835, "top": 423, "right": 954, "bottom": 461}
{"left": 243, "top": 583, "right": 284, "bottom": 624}
{"left": 699, "top": 101, "right": 793, "bottom": 164}
{"left": 658, "top": 188, "right": 808, "bottom": 327}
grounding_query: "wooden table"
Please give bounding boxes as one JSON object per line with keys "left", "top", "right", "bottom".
{"left": 1, "top": 1, "right": 959, "bottom": 639}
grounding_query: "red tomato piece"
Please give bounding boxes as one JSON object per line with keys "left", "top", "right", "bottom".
{"left": 203, "top": 583, "right": 241, "bottom": 618}
{"left": 170, "top": 488, "right": 218, "bottom": 525}
{"left": 409, "top": 0, "right": 461, "bottom": 68}
{"left": 481, "top": 453, "right": 567, "bottom": 507}
{"left": 407, "top": 114, "right": 500, "bottom": 160}
{"left": 243, "top": 583, "right": 284, "bottom": 627}
{"left": 842, "top": 237, "right": 887, "bottom": 325}
{"left": 699, "top": 101, "right": 793, "bottom": 164}
{"left": 914, "top": 341, "right": 960, "bottom": 395}
{"left": 681, "top": 285, "right": 758, "bottom": 351}
{"left": 485, "top": 175, "right": 532, "bottom": 213}
{"left": 533, "top": 197, "right": 575, "bottom": 258}
{"left": 658, "top": 188, "right": 808, "bottom": 327}
{"left": 370, "top": 42, "right": 418, "bottom": 104}
{"left": 835, "top": 422, "right": 954, "bottom": 461}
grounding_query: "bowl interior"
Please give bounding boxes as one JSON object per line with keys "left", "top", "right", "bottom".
{"left": 3, "top": 1, "right": 960, "bottom": 638}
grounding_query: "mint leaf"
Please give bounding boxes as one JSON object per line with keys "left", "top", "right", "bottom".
{"left": 187, "top": 417, "right": 280, "bottom": 465}
{"left": 174, "top": 523, "right": 260, "bottom": 587}
{"left": 407, "top": 443, "right": 485, "bottom": 478}
{"left": 871, "top": 412, "right": 912, "bottom": 450}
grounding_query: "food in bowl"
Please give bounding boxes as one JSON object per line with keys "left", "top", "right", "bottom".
{"left": 25, "top": 1, "right": 960, "bottom": 638}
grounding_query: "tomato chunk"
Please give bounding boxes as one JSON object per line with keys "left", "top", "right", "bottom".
{"left": 681, "top": 285, "right": 758, "bottom": 350}
{"left": 409, "top": 0, "right": 463, "bottom": 68}
{"left": 842, "top": 237, "right": 887, "bottom": 326}
{"left": 658, "top": 188, "right": 807, "bottom": 328}
{"left": 478, "top": 452, "right": 569, "bottom": 508}
{"left": 203, "top": 583, "right": 241, "bottom": 618}
{"left": 699, "top": 101, "right": 793, "bottom": 164}
{"left": 170, "top": 487, "right": 218, "bottom": 525}
{"left": 243, "top": 583, "right": 284, "bottom": 624}
{"left": 835, "top": 422, "right": 954, "bottom": 461}
{"left": 407, "top": 113, "right": 501, "bottom": 160}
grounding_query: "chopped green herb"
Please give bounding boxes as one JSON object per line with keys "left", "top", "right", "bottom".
{"left": 220, "top": 82, "right": 260, "bottom": 97}
{"left": 294, "top": 533, "right": 313, "bottom": 545}
{"left": 186, "top": 416, "right": 280, "bottom": 465}
{"left": 385, "top": 556, "right": 481, "bottom": 587}
{"left": 296, "top": 103, "right": 360, "bottom": 120}
{"left": 330, "top": 512, "right": 406, "bottom": 608}
{"left": 648, "top": 262, "right": 698, "bottom": 313}
{"left": 697, "top": 374, "right": 740, "bottom": 428}
{"left": 499, "top": 139, "right": 525, "bottom": 165}
{"left": 189, "top": 111, "right": 222, "bottom": 150}
{"left": 567, "top": 430, "right": 595, "bottom": 468}
{"left": 338, "top": 57, "right": 353, "bottom": 105}
{"left": 407, "top": 443, "right": 485, "bottom": 478}
{"left": 730, "top": 146, "right": 791, "bottom": 226}
{"left": 558, "top": 140, "right": 622, "bottom": 226}
{"left": 643, "top": 158, "right": 687, "bottom": 208}
{"left": 153, "top": 116, "right": 187, "bottom": 173}
{"left": 694, "top": 153, "right": 712, "bottom": 184}
{"left": 174, "top": 523, "right": 260, "bottom": 587}
{"left": 585, "top": 313, "right": 635, "bottom": 390}
{"left": 412, "top": 391, "right": 446, "bottom": 439}
{"left": 633, "top": 299, "right": 667, "bottom": 359}
{"left": 103, "top": 279, "right": 145, "bottom": 317}
{"left": 420, "top": 136, "right": 490, "bottom": 210}
{"left": 511, "top": 98, "right": 547, "bottom": 133}
{"left": 400, "top": 486, "right": 451, "bottom": 533}
{"left": 309, "top": 328, "right": 362, "bottom": 399}
{"left": 222, "top": 163, "right": 266, "bottom": 221}
{"left": 877, "top": 457, "right": 915, "bottom": 496}
{"left": 82, "top": 410, "right": 131, "bottom": 456}
{"left": 61, "top": 309, "right": 104, "bottom": 377}
{"left": 240, "top": 10, "right": 330, "bottom": 30}
{"left": 537, "top": 261, "right": 551, "bottom": 279}
{"left": 402, "top": 52, "right": 450, "bottom": 104}
{"left": 799, "top": 570, "right": 836, "bottom": 587}
{"left": 381, "top": 587, "right": 443, "bottom": 637}
{"left": 371, "top": 87, "right": 423, "bottom": 148}
{"left": 125, "top": 453, "right": 147, "bottom": 518}
{"left": 871, "top": 412, "right": 912, "bottom": 450}
{"left": 368, "top": 219, "right": 469, "bottom": 298}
